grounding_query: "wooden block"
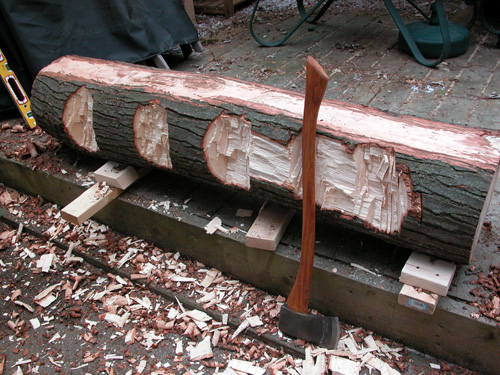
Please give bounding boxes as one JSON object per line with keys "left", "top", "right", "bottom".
{"left": 245, "top": 202, "right": 295, "bottom": 251}
{"left": 399, "top": 252, "right": 456, "bottom": 296}
{"left": 398, "top": 284, "right": 440, "bottom": 315}
{"left": 94, "top": 161, "right": 149, "bottom": 189}
{"left": 61, "top": 182, "right": 123, "bottom": 225}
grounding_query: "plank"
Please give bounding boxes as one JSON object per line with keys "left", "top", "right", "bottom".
{"left": 94, "top": 161, "right": 149, "bottom": 189}
{"left": 399, "top": 252, "right": 456, "bottom": 296}
{"left": 398, "top": 284, "right": 440, "bottom": 315}
{"left": 245, "top": 202, "right": 295, "bottom": 251}
{"left": 61, "top": 182, "right": 123, "bottom": 225}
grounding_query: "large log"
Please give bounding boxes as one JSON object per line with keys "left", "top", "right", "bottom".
{"left": 31, "top": 55, "right": 500, "bottom": 263}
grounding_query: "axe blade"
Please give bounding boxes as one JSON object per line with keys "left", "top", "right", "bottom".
{"left": 278, "top": 304, "right": 340, "bottom": 349}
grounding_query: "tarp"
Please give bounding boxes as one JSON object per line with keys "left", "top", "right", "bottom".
{"left": 0, "top": 0, "right": 199, "bottom": 111}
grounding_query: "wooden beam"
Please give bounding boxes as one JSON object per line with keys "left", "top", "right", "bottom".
{"left": 245, "top": 202, "right": 295, "bottom": 251}
{"left": 62, "top": 161, "right": 146, "bottom": 225}
{"left": 399, "top": 252, "right": 456, "bottom": 296}
{"left": 94, "top": 161, "right": 149, "bottom": 189}
{"left": 398, "top": 284, "right": 440, "bottom": 315}
{"left": 61, "top": 182, "right": 123, "bottom": 225}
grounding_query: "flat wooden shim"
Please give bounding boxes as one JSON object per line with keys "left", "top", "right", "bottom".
{"left": 94, "top": 161, "right": 149, "bottom": 189}
{"left": 399, "top": 251, "right": 456, "bottom": 296}
{"left": 398, "top": 284, "right": 440, "bottom": 315}
{"left": 286, "top": 56, "right": 329, "bottom": 314}
{"left": 245, "top": 202, "right": 295, "bottom": 251}
{"left": 62, "top": 162, "right": 146, "bottom": 225}
{"left": 61, "top": 182, "right": 123, "bottom": 225}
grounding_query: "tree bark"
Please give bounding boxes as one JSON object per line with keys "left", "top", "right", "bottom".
{"left": 31, "top": 55, "right": 500, "bottom": 263}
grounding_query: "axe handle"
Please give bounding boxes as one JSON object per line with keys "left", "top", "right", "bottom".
{"left": 286, "top": 56, "right": 329, "bottom": 314}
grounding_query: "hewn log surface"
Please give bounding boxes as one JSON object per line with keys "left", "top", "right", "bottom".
{"left": 31, "top": 55, "right": 500, "bottom": 263}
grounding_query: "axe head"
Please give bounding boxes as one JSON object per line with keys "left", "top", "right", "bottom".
{"left": 278, "top": 304, "right": 340, "bottom": 349}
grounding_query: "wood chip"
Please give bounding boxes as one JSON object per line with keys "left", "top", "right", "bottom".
{"left": 246, "top": 316, "right": 263, "bottom": 327}
{"left": 125, "top": 327, "right": 137, "bottom": 345}
{"left": 175, "top": 340, "right": 183, "bottom": 355}
{"left": 361, "top": 353, "right": 400, "bottom": 375}
{"left": 329, "top": 356, "right": 360, "bottom": 375}
{"left": 228, "top": 359, "right": 265, "bottom": 375}
{"left": 205, "top": 217, "right": 229, "bottom": 234}
{"left": 34, "top": 283, "right": 61, "bottom": 302}
{"left": 170, "top": 275, "right": 197, "bottom": 283}
{"left": 14, "top": 301, "right": 35, "bottom": 313}
{"left": 231, "top": 320, "right": 250, "bottom": 340}
{"left": 29, "top": 318, "right": 40, "bottom": 329}
{"left": 37, "top": 253, "right": 55, "bottom": 272}
{"left": 184, "top": 310, "right": 212, "bottom": 322}
{"left": 189, "top": 336, "right": 213, "bottom": 361}
{"left": 36, "top": 293, "right": 57, "bottom": 308}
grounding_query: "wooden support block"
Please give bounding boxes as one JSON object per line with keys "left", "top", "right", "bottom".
{"left": 399, "top": 252, "right": 456, "bottom": 296}
{"left": 61, "top": 182, "right": 123, "bottom": 225}
{"left": 398, "top": 284, "right": 440, "bottom": 315}
{"left": 94, "top": 161, "right": 148, "bottom": 189}
{"left": 245, "top": 202, "right": 295, "bottom": 251}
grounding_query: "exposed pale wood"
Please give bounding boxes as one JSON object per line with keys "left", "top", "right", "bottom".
{"left": 31, "top": 55, "right": 500, "bottom": 263}
{"left": 245, "top": 202, "right": 295, "bottom": 251}
{"left": 94, "top": 161, "right": 149, "bottom": 189}
{"left": 329, "top": 356, "right": 360, "bottom": 375}
{"left": 399, "top": 252, "right": 456, "bottom": 296}
{"left": 61, "top": 182, "right": 123, "bottom": 225}
{"left": 398, "top": 284, "right": 440, "bottom": 315}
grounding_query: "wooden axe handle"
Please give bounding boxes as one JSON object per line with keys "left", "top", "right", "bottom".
{"left": 286, "top": 56, "right": 329, "bottom": 314}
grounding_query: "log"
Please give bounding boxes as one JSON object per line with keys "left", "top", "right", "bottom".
{"left": 31, "top": 55, "right": 500, "bottom": 263}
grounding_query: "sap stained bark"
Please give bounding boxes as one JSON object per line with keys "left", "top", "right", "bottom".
{"left": 30, "top": 55, "right": 500, "bottom": 263}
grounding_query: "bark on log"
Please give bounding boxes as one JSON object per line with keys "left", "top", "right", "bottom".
{"left": 31, "top": 55, "right": 500, "bottom": 264}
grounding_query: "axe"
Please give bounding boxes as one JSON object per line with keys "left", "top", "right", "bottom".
{"left": 278, "top": 56, "right": 340, "bottom": 349}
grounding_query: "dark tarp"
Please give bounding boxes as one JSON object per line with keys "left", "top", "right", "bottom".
{"left": 0, "top": 0, "right": 199, "bottom": 111}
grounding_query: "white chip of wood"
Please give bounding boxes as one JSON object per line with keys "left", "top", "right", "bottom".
{"left": 329, "top": 356, "right": 361, "bottom": 375}
{"left": 246, "top": 316, "right": 263, "bottom": 327}
{"left": 361, "top": 353, "right": 400, "bottom": 375}
{"left": 37, "top": 253, "right": 55, "bottom": 272}
{"left": 204, "top": 217, "right": 229, "bottom": 234}
{"left": 170, "top": 275, "right": 197, "bottom": 283}
{"left": 36, "top": 293, "right": 57, "bottom": 308}
{"left": 14, "top": 301, "right": 35, "bottom": 312}
{"left": 29, "top": 318, "right": 41, "bottom": 329}
{"left": 175, "top": 340, "right": 183, "bottom": 355}
{"left": 231, "top": 319, "right": 250, "bottom": 340}
{"left": 117, "top": 248, "right": 136, "bottom": 268}
{"left": 189, "top": 336, "right": 213, "bottom": 361}
{"left": 228, "top": 359, "right": 266, "bottom": 375}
